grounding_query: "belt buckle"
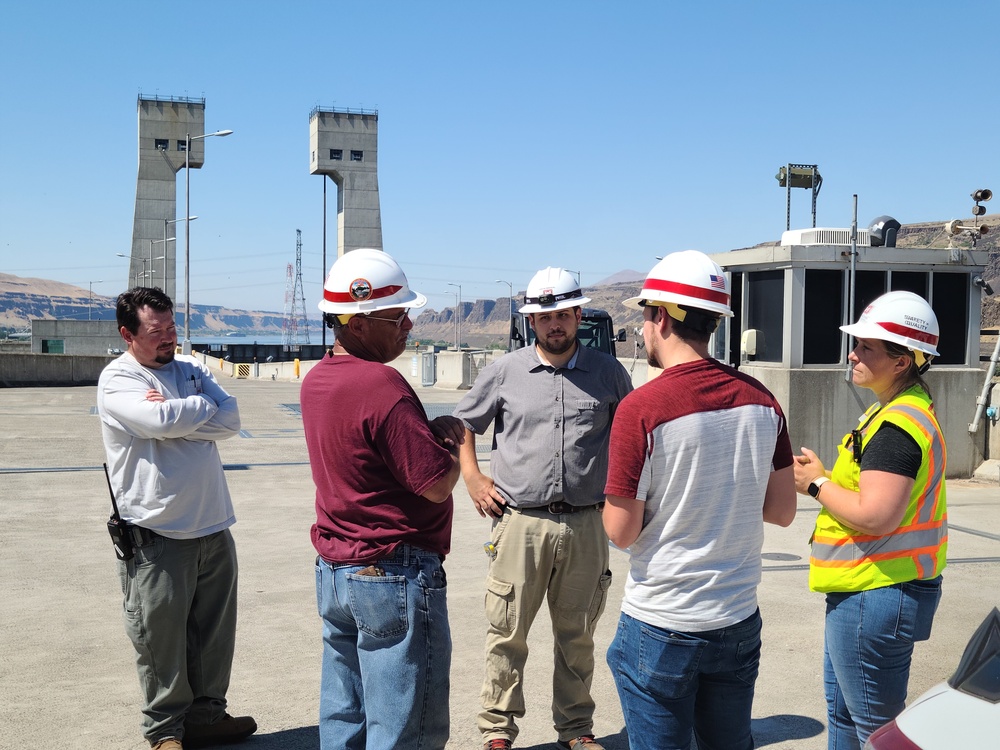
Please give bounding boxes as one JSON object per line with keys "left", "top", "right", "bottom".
{"left": 547, "top": 502, "right": 568, "bottom": 514}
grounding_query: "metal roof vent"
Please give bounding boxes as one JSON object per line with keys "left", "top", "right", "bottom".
{"left": 780, "top": 227, "right": 872, "bottom": 246}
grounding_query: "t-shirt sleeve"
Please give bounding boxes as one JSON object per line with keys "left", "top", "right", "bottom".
{"left": 452, "top": 361, "right": 500, "bottom": 434}
{"left": 377, "top": 391, "right": 455, "bottom": 498}
{"left": 771, "top": 405, "right": 794, "bottom": 471}
{"left": 604, "top": 393, "right": 647, "bottom": 500}
{"left": 859, "top": 422, "right": 922, "bottom": 479}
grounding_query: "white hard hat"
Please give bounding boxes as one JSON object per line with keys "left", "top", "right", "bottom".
{"left": 518, "top": 267, "right": 591, "bottom": 314}
{"left": 841, "top": 291, "right": 940, "bottom": 357}
{"left": 624, "top": 250, "right": 733, "bottom": 317}
{"left": 318, "top": 248, "right": 427, "bottom": 315}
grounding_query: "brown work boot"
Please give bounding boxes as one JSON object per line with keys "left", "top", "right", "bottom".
{"left": 151, "top": 740, "right": 183, "bottom": 750}
{"left": 183, "top": 713, "right": 257, "bottom": 747}
{"left": 557, "top": 736, "right": 605, "bottom": 750}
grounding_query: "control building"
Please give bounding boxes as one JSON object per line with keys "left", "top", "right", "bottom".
{"left": 309, "top": 107, "right": 382, "bottom": 257}
{"left": 130, "top": 95, "right": 207, "bottom": 301}
{"left": 709, "top": 222, "right": 990, "bottom": 477}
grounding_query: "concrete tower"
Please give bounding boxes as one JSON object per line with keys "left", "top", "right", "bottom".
{"left": 309, "top": 107, "right": 382, "bottom": 257}
{"left": 131, "top": 95, "right": 206, "bottom": 300}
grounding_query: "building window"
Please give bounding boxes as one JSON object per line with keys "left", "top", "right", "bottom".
{"left": 154, "top": 139, "right": 169, "bottom": 151}
{"left": 41, "top": 339, "right": 64, "bottom": 354}
{"left": 350, "top": 150, "right": 363, "bottom": 161}
{"left": 177, "top": 140, "right": 187, "bottom": 152}
{"left": 330, "top": 149, "right": 343, "bottom": 160}
{"left": 852, "top": 270, "right": 887, "bottom": 321}
{"left": 932, "top": 273, "right": 968, "bottom": 364}
{"left": 746, "top": 270, "right": 784, "bottom": 363}
{"left": 804, "top": 269, "right": 843, "bottom": 364}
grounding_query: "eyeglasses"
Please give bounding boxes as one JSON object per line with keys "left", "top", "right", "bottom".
{"left": 361, "top": 309, "right": 410, "bottom": 328}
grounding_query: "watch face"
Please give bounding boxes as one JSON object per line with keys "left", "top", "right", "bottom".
{"left": 808, "top": 482, "right": 820, "bottom": 498}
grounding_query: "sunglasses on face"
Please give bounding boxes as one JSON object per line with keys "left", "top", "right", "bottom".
{"left": 361, "top": 309, "right": 410, "bottom": 328}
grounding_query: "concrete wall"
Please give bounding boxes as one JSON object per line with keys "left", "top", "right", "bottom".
{"left": 0, "top": 353, "right": 113, "bottom": 387}
{"left": 31, "top": 320, "right": 123, "bottom": 355}
{"left": 743, "top": 365, "right": 987, "bottom": 479}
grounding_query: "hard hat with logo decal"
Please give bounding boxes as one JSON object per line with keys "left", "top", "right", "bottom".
{"left": 518, "top": 267, "right": 591, "bottom": 314}
{"left": 318, "top": 248, "right": 427, "bottom": 315}
{"left": 841, "top": 291, "right": 940, "bottom": 361}
{"left": 624, "top": 250, "right": 733, "bottom": 318}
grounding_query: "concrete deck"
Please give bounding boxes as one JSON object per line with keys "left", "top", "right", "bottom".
{"left": 1, "top": 379, "right": 998, "bottom": 749}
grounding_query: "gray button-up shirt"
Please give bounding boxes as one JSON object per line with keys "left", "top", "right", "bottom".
{"left": 453, "top": 344, "right": 633, "bottom": 508}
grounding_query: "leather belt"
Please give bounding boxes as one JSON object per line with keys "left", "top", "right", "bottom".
{"left": 128, "top": 525, "right": 159, "bottom": 547}
{"left": 515, "top": 501, "right": 604, "bottom": 515}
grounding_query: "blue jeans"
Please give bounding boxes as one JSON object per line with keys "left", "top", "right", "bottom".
{"left": 823, "top": 576, "right": 942, "bottom": 750}
{"left": 315, "top": 545, "right": 451, "bottom": 750}
{"left": 607, "top": 610, "right": 761, "bottom": 750}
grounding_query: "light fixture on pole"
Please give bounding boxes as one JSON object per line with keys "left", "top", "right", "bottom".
{"left": 495, "top": 279, "right": 513, "bottom": 351}
{"left": 143, "top": 255, "right": 166, "bottom": 284}
{"left": 88, "top": 280, "right": 104, "bottom": 320}
{"left": 116, "top": 253, "right": 138, "bottom": 287}
{"left": 447, "top": 282, "right": 462, "bottom": 351}
{"left": 184, "top": 130, "right": 233, "bottom": 355}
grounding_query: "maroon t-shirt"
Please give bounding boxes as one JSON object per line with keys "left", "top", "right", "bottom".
{"left": 300, "top": 355, "right": 455, "bottom": 563}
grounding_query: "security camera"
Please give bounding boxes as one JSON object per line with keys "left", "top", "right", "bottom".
{"left": 973, "top": 275, "right": 995, "bottom": 296}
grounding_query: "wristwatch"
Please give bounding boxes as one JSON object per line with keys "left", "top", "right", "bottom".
{"left": 808, "top": 477, "right": 830, "bottom": 498}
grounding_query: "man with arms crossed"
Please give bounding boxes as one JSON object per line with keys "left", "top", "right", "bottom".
{"left": 300, "top": 249, "right": 463, "bottom": 750}
{"left": 603, "top": 251, "right": 797, "bottom": 750}
{"left": 454, "top": 267, "right": 633, "bottom": 750}
{"left": 98, "top": 287, "right": 255, "bottom": 750}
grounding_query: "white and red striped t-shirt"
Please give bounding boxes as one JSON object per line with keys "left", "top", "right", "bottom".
{"left": 605, "top": 358, "right": 793, "bottom": 632}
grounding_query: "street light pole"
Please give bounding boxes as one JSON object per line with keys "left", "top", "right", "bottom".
{"left": 447, "top": 282, "right": 462, "bottom": 351}
{"left": 495, "top": 279, "right": 513, "bottom": 351}
{"left": 165, "top": 215, "right": 197, "bottom": 299}
{"left": 184, "top": 130, "right": 232, "bottom": 355}
{"left": 115, "top": 253, "right": 135, "bottom": 286}
{"left": 88, "top": 280, "right": 103, "bottom": 320}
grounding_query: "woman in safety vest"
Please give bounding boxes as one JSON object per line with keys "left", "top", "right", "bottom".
{"left": 793, "top": 291, "right": 947, "bottom": 750}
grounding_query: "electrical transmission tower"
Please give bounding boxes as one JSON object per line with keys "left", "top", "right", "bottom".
{"left": 282, "top": 229, "right": 310, "bottom": 349}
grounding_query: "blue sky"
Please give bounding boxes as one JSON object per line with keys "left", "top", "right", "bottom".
{"left": 1, "top": 1, "right": 996, "bottom": 316}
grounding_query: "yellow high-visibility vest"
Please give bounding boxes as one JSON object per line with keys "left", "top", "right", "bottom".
{"left": 809, "top": 386, "right": 947, "bottom": 593}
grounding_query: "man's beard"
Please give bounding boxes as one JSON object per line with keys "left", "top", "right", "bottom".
{"left": 646, "top": 348, "right": 661, "bottom": 369}
{"left": 154, "top": 349, "right": 176, "bottom": 365}
{"left": 536, "top": 331, "right": 576, "bottom": 357}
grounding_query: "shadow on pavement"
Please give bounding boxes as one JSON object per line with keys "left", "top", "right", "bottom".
{"left": 752, "top": 714, "right": 825, "bottom": 746}
{"left": 245, "top": 725, "right": 319, "bottom": 749}
{"left": 517, "top": 727, "right": 629, "bottom": 750}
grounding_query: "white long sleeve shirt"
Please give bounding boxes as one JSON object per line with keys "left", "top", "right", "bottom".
{"left": 97, "top": 352, "right": 241, "bottom": 539}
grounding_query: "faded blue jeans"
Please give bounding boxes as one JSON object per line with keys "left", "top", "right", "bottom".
{"left": 315, "top": 545, "right": 451, "bottom": 750}
{"left": 607, "top": 609, "right": 762, "bottom": 750}
{"left": 823, "top": 576, "right": 942, "bottom": 750}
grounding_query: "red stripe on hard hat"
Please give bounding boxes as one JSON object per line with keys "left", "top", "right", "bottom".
{"left": 643, "top": 278, "right": 729, "bottom": 305}
{"left": 877, "top": 321, "right": 939, "bottom": 346}
{"left": 324, "top": 285, "right": 403, "bottom": 303}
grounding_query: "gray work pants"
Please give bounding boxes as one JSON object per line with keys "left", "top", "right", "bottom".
{"left": 117, "top": 528, "right": 239, "bottom": 744}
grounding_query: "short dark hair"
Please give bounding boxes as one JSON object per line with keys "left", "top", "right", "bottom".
{"left": 116, "top": 287, "right": 173, "bottom": 334}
